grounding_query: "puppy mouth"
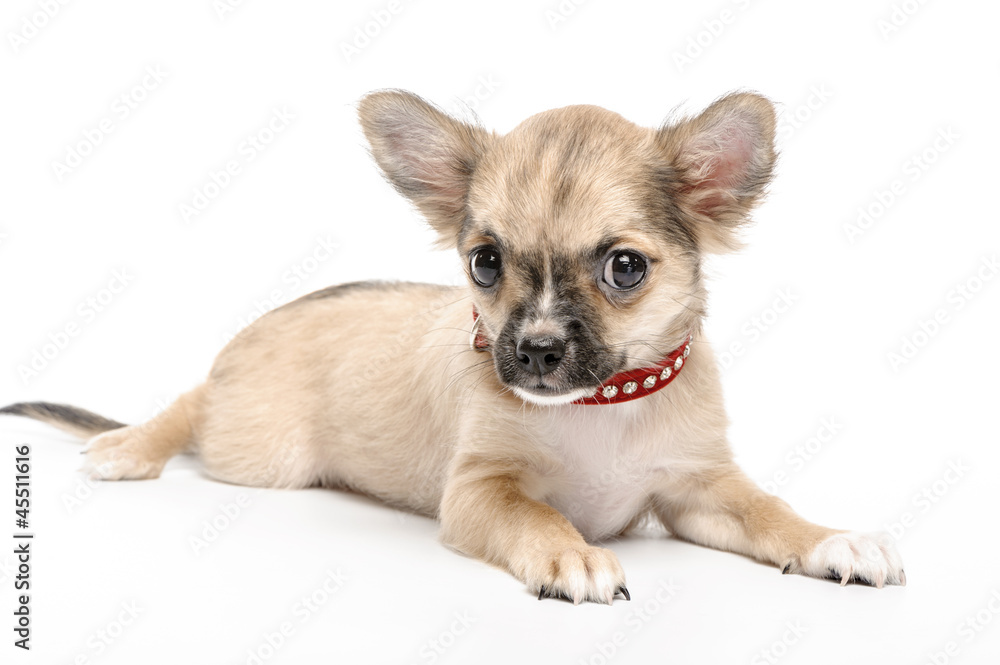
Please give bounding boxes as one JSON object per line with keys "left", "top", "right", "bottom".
{"left": 492, "top": 318, "right": 623, "bottom": 405}
{"left": 498, "top": 354, "right": 619, "bottom": 405}
{"left": 511, "top": 384, "right": 596, "bottom": 406}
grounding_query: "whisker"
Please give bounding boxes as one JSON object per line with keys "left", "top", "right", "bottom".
{"left": 444, "top": 358, "right": 493, "bottom": 393}
{"left": 420, "top": 326, "right": 477, "bottom": 339}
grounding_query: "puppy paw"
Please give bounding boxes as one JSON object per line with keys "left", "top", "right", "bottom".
{"left": 787, "top": 531, "right": 905, "bottom": 588}
{"left": 80, "top": 427, "right": 166, "bottom": 481}
{"left": 529, "top": 546, "right": 628, "bottom": 605}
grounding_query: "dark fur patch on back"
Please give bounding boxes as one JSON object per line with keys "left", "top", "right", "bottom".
{"left": 298, "top": 281, "right": 388, "bottom": 301}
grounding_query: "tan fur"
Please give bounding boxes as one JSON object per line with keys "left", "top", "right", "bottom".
{"left": 12, "top": 91, "right": 904, "bottom": 603}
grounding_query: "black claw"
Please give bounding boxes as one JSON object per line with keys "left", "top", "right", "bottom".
{"left": 538, "top": 586, "right": 546, "bottom": 600}
{"left": 618, "top": 586, "right": 630, "bottom": 601}
{"left": 782, "top": 563, "right": 791, "bottom": 575}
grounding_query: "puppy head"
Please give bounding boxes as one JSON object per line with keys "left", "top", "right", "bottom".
{"left": 359, "top": 90, "right": 775, "bottom": 404}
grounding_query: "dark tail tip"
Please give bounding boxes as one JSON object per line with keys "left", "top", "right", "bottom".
{"left": 0, "top": 402, "right": 126, "bottom": 438}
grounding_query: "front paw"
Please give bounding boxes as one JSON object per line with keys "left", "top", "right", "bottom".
{"left": 528, "top": 546, "right": 628, "bottom": 605}
{"left": 788, "top": 531, "right": 906, "bottom": 588}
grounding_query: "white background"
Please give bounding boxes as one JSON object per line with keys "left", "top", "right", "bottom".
{"left": 2, "top": 0, "right": 999, "bottom": 663}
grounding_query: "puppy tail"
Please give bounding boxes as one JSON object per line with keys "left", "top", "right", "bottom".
{"left": 0, "top": 402, "right": 127, "bottom": 439}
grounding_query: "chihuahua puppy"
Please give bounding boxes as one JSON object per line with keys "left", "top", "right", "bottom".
{"left": 2, "top": 90, "right": 904, "bottom": 603}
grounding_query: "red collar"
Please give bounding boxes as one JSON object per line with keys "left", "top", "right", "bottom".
{"left": 471, "top": 309, "right": 691, "bottom": 405}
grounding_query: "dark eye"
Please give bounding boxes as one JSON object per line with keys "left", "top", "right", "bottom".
{"left": 470, "top": 248, "right": 501, "bottom": 287}
{"left": 603, "top": 251, "right": 646, "bottom": 290}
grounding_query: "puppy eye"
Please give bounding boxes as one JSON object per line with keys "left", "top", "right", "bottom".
{"left": 604, "top": 251, "right": 646, "bottom": 290}
{"left": 470, "top": 248, "right": 502, "bottom": 287}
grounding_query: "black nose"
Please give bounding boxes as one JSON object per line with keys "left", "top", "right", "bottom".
{"left": 515, "top": 337, "right": 565, "bottom": 376}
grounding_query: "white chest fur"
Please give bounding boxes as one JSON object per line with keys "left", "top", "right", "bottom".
{"left": 529, "top": 401, "right": 674, "bottom": 542}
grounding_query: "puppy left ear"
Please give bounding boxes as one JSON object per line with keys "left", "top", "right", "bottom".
{"left": 358, "top": 90, "right": 492, "bottom": 248}
{"left": 658, "top": 92, "right": 776, "bottom": 252}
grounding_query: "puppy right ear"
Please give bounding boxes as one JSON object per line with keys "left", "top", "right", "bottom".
{"left": 359, "top": 90, "right": 491, "bottom": 247}
{"left": 657, "top": 92, "right": 777, "bottom": 252}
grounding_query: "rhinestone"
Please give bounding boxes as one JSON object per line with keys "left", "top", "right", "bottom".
{"left": 602, "top": 385, "right": 619, "bottom": 399}
{"left": 674, "top": 356, "right": 684, "bottom": 371}
{"left": 660, "top": 367, "right": 672, "bottom": 381}
{"left": 622, "top": 381, "right": 638, "bottom": 394}
{"left": 643, "top": 375, "right": 656, "bottom": 389}
{"left": 683, "top": 344, "right": 691, "bottom": 358}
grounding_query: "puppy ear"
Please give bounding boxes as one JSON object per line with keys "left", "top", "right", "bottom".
{"left": 658, "top": 92, "right": 776, "bottom": 252}
{"left": 358, "top": 90, "right": 491, "bottom": 247}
